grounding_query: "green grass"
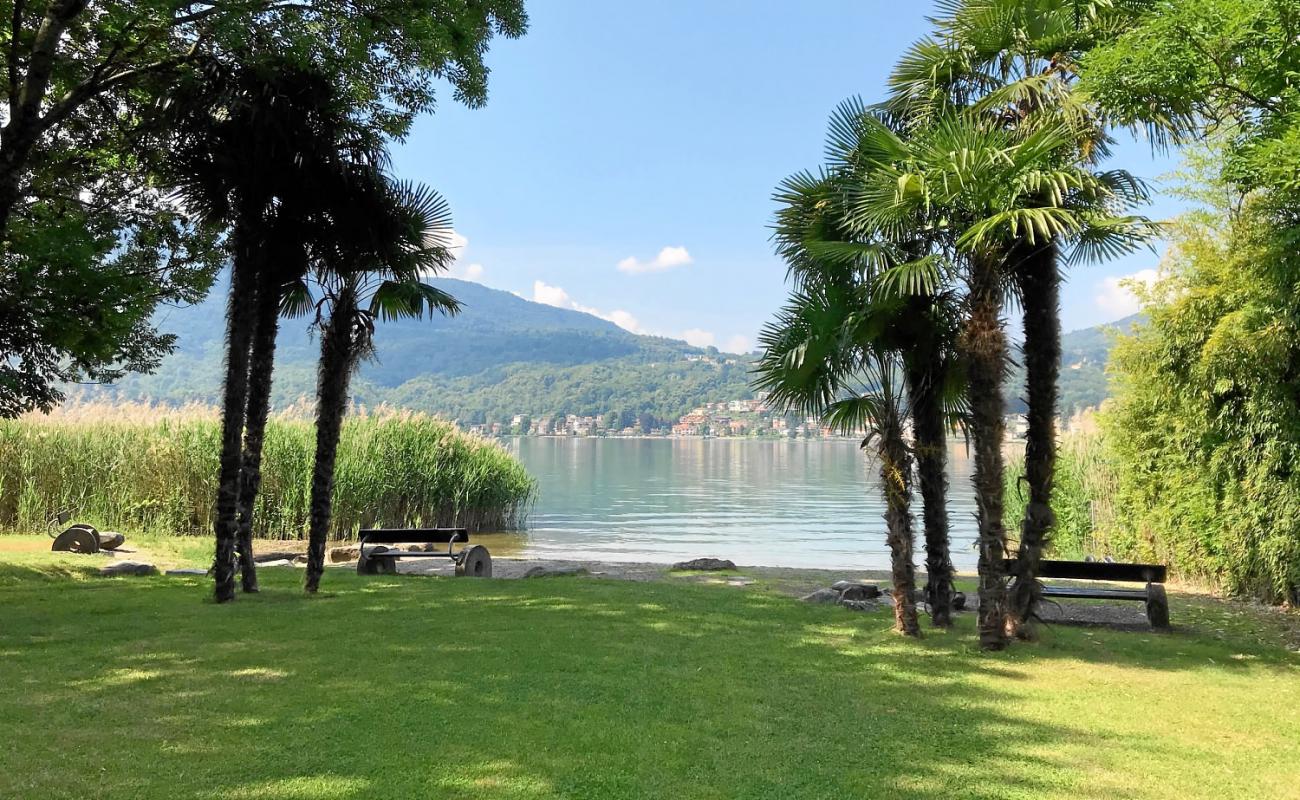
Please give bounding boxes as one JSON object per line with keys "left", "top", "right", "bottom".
{"left": 1, "top": 554, "right": 1298, "bottom": 799}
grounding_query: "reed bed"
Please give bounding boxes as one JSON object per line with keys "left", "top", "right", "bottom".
{"left": 0, "top": 402, "right": 535, "bottom": 539}
{"left": 1003, "top": 415, "right": 1118, "bottom": 560}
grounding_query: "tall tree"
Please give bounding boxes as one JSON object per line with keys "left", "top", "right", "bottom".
{"left": 770, "top": 106, "right": 967, "bottom": 626}
{"left": 165, "top": 57, "right": 381, "bottom": 601}
{"left": 302, "top": 179, "right": 459, "bottom": 593}
{"left": 756, "top": 279, "right": 925, "bottom": 636}
{"left": 885, "top": 1, "right": 1155, "bottom": 638}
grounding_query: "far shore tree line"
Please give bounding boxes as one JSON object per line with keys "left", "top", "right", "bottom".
{"left": 756, "top": 0, "right": 1300, "bottom": 645}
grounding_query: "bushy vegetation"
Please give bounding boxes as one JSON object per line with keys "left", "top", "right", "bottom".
{"left": 1099, "top": 207, "right": 1300, "bottom": 603}
{"left": 0, "top": 404, "right": 535, "bottom": 539}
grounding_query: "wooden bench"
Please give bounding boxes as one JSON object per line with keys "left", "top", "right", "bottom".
{"left": 358, "top": 528, "right": 492, "bottom": 578}
{"left": 1004, "top": 559, "right": 1170, "bottom": 629}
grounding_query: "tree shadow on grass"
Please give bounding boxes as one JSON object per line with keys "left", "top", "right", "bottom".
{"left": 0, "top": 570, "right": 1296, "bottom": 799}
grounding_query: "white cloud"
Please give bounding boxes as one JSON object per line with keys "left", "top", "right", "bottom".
{"left": 531, "top": 280, "right": 573, "bottom": 308}
{"left": 681, "top": 328, "right": 716, "bottom": 348}
{"left": 531, "top": 280, "right": 645, "bottom": 334}
{"left": 1095, "top": 268, "right": 1158, "bottom": 318}
{"left": 616, "top": 245, "right": 693, "bottom": 275}
{"left": 430, "top": 229, "right": 487, "bottom": 283}
{"left": 723, "top": 334, "right": 752, "bottom": 354}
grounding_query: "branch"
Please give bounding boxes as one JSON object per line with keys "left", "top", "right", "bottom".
{"left": 8, "top": 0, "right": 24, "bottom": 112}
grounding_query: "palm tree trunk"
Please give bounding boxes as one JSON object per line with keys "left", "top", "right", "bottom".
{"left": 304, "top": 285, "right": 358, "bottom": 593}
{"left": 964, "top": 252, "right": 1010, "bottom": 650}
{"left": 879, "top": 415, "right": 921, "bottom": 637}
{"left": 907, "top": 353, "right": 955, "bottom": 627}
{"left": 213, "top": 252, "right": 258, "bottom": 603}
{"left": 234, "top": 282, "right": 282, "bottom": 594}
{"left": 1010, "top": 241, "right": 1060, "bottom": 637}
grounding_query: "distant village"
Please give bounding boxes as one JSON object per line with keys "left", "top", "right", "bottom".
{"left": 462, "top": 395, "right": 1048, "bottom": 441}
{"left": 463, "top": 397, "right": 872, "bottom": 440}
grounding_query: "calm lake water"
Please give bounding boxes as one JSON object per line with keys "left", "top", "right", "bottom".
{"left": 492, "top": 437, "right": 986, "bottom": 570}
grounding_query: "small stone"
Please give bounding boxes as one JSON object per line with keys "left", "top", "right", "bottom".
{"left": 293, "top": 555, "right": 308, "bottom": 565}
{"left": 330, "top": 546, "right": 360, "bottom": 563}
{"left": 254, "top": 551, "right": 298, "bottom": 563}
{"left": 726, "top": 578, "right": 754, "bottom": 587}
{"left": 164, "top": 568, "right": 207, "bottom": 576}
{"left": 406, "top": 543, "right": 435, "bottom": 552}
{"left": 839, "top": 584, "right": 882, "bottom": 601}
{"left": 801, "top": 588, "right": 841, "bottom": 604}
{"left": 671, "top": 557, "right": 736, "bottom": 571}
{"left": 99, "top": 561, "right": 158, "bottom": 577}
{"left": 523, "top": 565, "right": 589, "bottom": 578}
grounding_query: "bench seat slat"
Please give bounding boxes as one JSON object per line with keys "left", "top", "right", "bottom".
{"left": 1041, "top": 586, "right": 1148, "bottom": 601}
{"left": 361, "top": 528, "right": 469, "bottom": 545}
{"left": 1001, "top": 558, "right": 1166, "bottom": 583}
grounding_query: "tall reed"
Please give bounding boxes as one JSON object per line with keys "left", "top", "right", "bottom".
{"left": 0, "top": 403, "right": 535, "bottom": 538}
{"left": 1004, "top": 416, "right": 1117, "bottom": 560}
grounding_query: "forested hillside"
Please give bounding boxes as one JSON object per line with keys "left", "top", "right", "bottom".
{"left": 80, "top": 278, "right": 756, "bottom": 425}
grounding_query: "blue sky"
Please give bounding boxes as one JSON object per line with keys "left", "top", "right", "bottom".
{"left": 390, "top": 1, "right": 1186, "bottom": 353}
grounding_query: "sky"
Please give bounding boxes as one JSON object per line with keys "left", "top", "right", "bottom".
{"left": 390, "top": 1, "right": 1188, "bottom": 353}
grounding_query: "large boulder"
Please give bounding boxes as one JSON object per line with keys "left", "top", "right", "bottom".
{"left": 330, "top": 546, "right": 361, "bottom": 563}
{"left": 671, "top": 557, "right": 736, "bottom": 571}
{"left": 800, "top": 588, "right": 842, "bottom": 604}
{"left": 99, "top": 561, "right": 158, "bottom": 577}
{"left": 836, "top": 583, "right": 882, "bottom": 601}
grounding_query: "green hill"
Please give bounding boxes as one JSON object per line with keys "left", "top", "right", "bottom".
{"left": 1009, "top": 313, "right": 1143, "bottom": 416}
{"left": 81, "top": 278, "right": 756, "bottom": 426}
{"left": 79, "top": 276, "right": 1138, "bottom": 423}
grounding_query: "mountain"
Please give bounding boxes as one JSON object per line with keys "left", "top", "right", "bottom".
{"left": 1013, "top": 312, "right": 1144, "bottom": 416}
{"left": 82, "top": 278, "right": 756, "bottom": 426}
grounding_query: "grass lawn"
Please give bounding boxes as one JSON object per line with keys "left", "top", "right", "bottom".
{"left": 1, "top": 552, "right": 1298, "bottom": 799}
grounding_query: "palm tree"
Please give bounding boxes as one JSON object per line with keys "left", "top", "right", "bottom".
{"left": 771, "top": 103, "right": 968, "bottom": 626}
{"left": 301, "top": 179, "right": 459, "bottom": 593}
{"left": 756, "top": 279, "right": 922, "bottom": 636}
{"left": 164, "top": 58, "right": 329, "bottom": 602}
{"left": 166, "top": 57, "right": 389, "bottom": 601}
{"left": 228, "top": 80, "right": 388, "bottom": 595}
{"left": 886, "top": 1, "right": 1155, "bottom": 636}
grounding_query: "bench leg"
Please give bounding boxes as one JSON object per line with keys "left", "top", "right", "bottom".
{"left": 455, "top": 545, "right": 492, "bottom": 578}
{"left": 357, "top": 552, "right": 398, "bottom": 575}
{"left": 1146, "top": 583, "right": 1170, "bottom": 630}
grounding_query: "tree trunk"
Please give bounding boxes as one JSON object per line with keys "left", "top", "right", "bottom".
{"left": 234, "top": 282, "right": 282, "bottom": 593}
{"left": 907, "top": 353, "right": 955, "bottom": 627}
{"left": 964, "top": 252, "right": 1010, "bottom": 650}
{"left": 213, "top": 251, "right": 258, "bottom": 603}
{"left": 1009, "top": 241, "right": 1060, "bottom": 638}
{"left": 304, "top": 285, "right": 358, "bottom": 593}
{"left": 0, "top": 0, "right": 92, "bottom": 236}
{"left": 879, "top": 414, "right": 921, "bottom": 637}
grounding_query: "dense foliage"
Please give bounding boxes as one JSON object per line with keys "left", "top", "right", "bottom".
{"left": 1100, "top": 201, "right": 1300, "bottom": 603}
{"left": 0, "top": 405, "right": 535, "bottom": 539}
{"left": 1076, "top": 0, "right": 1300, "bottom": 604}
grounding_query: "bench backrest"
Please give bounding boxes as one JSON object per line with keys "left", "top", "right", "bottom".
{"left": 360, "top": 528, "right": 469, "bottom": 545}
{"left": 1001, "top": 558, "right": 1166, "bottom": 583}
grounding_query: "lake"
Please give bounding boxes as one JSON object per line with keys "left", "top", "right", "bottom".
{"left": 491, "top": 437, "right": 987, "bottom": 570}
